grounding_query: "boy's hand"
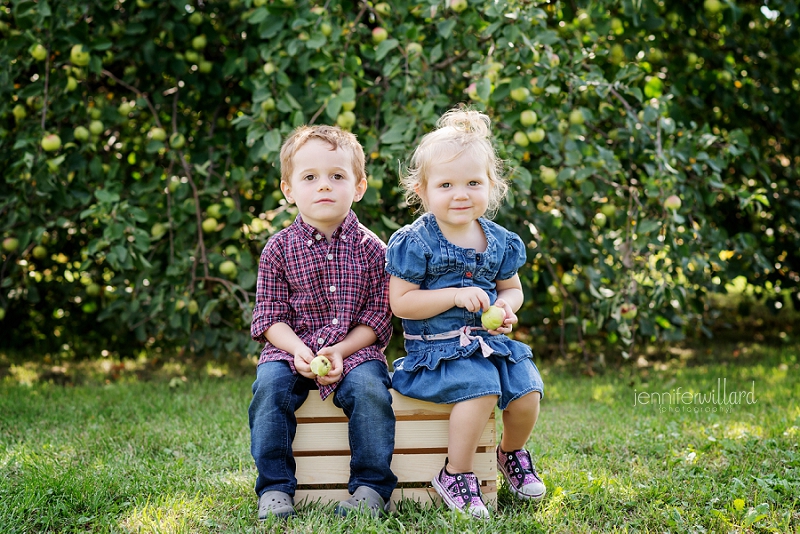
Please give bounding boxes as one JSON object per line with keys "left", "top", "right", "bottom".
{"left": 293, "top": 346, "right": 317, "bottom": 379}
{"left": 486, "top": 298, "right": 517, "bottom": 335}
{"left": 454, "top": 287, "right": 491, "bottom": 313}
{"left": 314, "top": 346, "right": 344, "bottom": 386}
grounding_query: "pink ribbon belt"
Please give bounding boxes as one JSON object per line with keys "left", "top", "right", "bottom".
{"left": 403, "top": 326, "right": 495, "bottom": 358}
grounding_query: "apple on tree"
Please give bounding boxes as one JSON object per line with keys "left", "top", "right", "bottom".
{"left": 41, "top": 134, "right": 61, "bottom": 152}
{"left": 520, "top": 110, "right": 538, "bottom": 126}
{"left": 336, "top": 111, "right": 356, "bottom": 130}
{"left": 620, "top": 303, "right": 637, "bottom": 320}
{"left": 202, "top": 217, "right": 218, "bottom": 233}
{"left": 219, "top": 260, "right": 238, "bottom": 279}
{"left": 372, "top": 27, "right": 388, "bottom": 44}
{"left": 526, "top": 128, "right": 546, "bottom": 143}
{"left": 513, "top": 131, "right": 530, "bottom": 147}
{"left": 449, "top": 0, "right": 468, "bottom": 13}
{"left": 539, "top": 166, "right": 558, "bottom": 185}
{"left": 149, "top": 127, "right": 167, "bottom": 141}
{"left": 510, "top": 87, "right": 530, "bottom": 102}
{"left": 2, "top": 237, "right": 19, "bottom": 253}
{"left": 30, "top": 44, "right": 47, "bottom": 61}
{"left": 664, "top": 195, "right": 682, "bottom": 210}
{"left": 70, "top": 44, "right": 91, "bottom": 67}
{"left": 89, "top": 120, "right": 104, "bottom": 136}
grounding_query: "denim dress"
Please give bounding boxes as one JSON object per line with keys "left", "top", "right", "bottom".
{"left": 385, "top": 213, "right": 544, "bottom": 409}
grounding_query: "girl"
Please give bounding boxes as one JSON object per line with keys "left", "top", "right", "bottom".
{"left": 386, "top": 109, "right": 545, "bottom": 518}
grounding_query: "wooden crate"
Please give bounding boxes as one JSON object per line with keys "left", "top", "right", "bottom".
{"left": 293, "top": 389, "right": 497, "bottom": 510}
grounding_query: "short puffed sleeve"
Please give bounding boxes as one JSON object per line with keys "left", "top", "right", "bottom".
{"left": 496, "top": 231, "right": 527, "bottom": 280}
{"left": 385, "top": 228, "right": 429, "bottom": 285}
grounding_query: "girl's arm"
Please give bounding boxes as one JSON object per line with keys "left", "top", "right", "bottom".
{"left": 496, "top": 274, "right": 524, "bottom": 312}
{"left": 389, "top": 276, "right": 492, "bottom": 319}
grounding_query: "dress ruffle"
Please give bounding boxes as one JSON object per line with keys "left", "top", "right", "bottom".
{"left": 393, "top": 334, "right": 532, "bottom": 373}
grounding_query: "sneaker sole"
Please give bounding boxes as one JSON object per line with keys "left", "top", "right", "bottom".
{"left": 497, "top": 461, "right": 546, "bottom": 500}
{"left": 431, "top": 476, "right": 490, "bottom": 519}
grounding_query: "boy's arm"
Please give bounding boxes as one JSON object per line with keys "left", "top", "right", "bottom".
{"left": 315, "top": 324, "right": 376, "bottom": 386}
{"left": 389, "top": 275, "right": 492, "bottom": 319}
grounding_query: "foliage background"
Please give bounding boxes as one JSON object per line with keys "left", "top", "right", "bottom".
{"left": 1, "top": 0, "right": 798, "bottom": 362}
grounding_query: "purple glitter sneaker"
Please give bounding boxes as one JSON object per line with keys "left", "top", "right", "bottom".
{"left": 431, "top": 459, "right": 490, "bottom": 519}
{"left": 496, "top": 446, "right": 546, "bottom": 500}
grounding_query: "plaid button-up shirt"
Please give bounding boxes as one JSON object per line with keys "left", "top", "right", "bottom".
{"left": 251, "top": 210, "right": 392, "bottom": 399}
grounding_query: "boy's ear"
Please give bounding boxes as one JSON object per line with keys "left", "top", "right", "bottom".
{"left": 280, "top": 180, "right": 294, "bottom": 204}
{"left": 353, "top": 176, "right": 367, "bottom": 202}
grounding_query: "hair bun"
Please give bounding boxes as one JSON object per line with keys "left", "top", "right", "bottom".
{"left": 436, "top": 109, "right": 491, "bottom": 138}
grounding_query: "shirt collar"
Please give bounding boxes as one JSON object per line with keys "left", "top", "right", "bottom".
{"left": 293, "top": 210, "right": 359, "bottom": 242}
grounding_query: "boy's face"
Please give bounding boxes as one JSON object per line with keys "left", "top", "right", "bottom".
{"left": 281, "top": 139, "right": 366, "bottom": 234}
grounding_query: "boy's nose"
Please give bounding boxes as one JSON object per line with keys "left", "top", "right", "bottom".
{"left": 317, "top": 178, "right": 333, "bottom": 191}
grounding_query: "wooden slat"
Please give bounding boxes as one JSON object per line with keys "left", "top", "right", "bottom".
{"left": 295, "top": 485, "right": 497, "bottom": 511}
{"left": 296, "top": 451, "right": 496, "bottom": 485}
{"left": 295, "top": 389, "right": 496, "bottom": 422}
{"left": 294, "top": 419, "right": 495, "bottom": 452}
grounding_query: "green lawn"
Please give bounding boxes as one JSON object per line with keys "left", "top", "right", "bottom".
{"left": 1, "top": 343, "right": 798, "bottom": 533}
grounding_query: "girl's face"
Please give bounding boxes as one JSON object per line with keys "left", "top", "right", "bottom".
{"left": 416, "top": 150, "right": 490, "bottom": 231}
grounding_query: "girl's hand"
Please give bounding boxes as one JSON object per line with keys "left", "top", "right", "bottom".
{"left": 293, "top": 346, "right": 317, "bottom": 379}
{"left": 454, "top": 287, "right": 491, "bottom": 313}
{"left": 487, "top": 298, "right": 518, "bottom": 335}
{"left": 314, "top": 346, "right": 344, "bottom": 385}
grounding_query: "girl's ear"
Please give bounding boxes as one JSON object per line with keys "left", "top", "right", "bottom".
{"left": 280, "top": 180, "right": 294, "bottom": 204}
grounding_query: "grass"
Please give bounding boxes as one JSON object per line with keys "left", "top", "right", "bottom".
{"left": 1, "top": 343, "right": 799, "bottom": 533}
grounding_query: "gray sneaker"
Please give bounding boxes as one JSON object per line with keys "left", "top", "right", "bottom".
{"left": 334, "top": 486, "right": 390, "bottom": 517}
{"left": 257, "top": 491, "right": 296, "bottom": 520}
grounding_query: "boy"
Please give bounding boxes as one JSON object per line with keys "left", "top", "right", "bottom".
{"left": 248, "top": 125, "right": 397, "bottom": 520}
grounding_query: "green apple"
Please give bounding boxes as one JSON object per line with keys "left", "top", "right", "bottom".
{"left": 374, "top": 2, "right": 391, "bottom": 16}
{"left": 192, "top": 34, "right": 207, "bottom": 50}
{"left": 222, "top": 197, "right": 235, "bottom": 209}
{"left": 261, "top": 98, "right": 276, "bottom": 112}
{"left": 137, "top": 0, "right": 152, "bottom": 7}
{"left": 449, "top": 0, "right": 468, "bottom": 12}
{"left": 704, "top": 0, "right": 723, "bottom": 14}
{"left": 341, "top": 100, "right": 356, "bottom": 111}
{"left": 90, "top": 107, "right": 102, "bottom": 120}
{"left": 89, "top": 120, "right": 104, "bottom": 135}
{"left": 600, "top": 204, "right": 616, "bottom": 218}
{"left": 664, "top": 195, "right": 682, "bottom": 210}
{"left": 170, "top": 133, "right": 186, "bottom": 149}
{"left": 481, "top": 305, "right": 506, "bottom": 330}
{"left": 372, "top": 27, "right": 388, "bottom": 44}
{"left": 118, "top": 101, "right": 134, "bottom": 116}
{"left": 219, "top": 260, "right": 238, "bottom": 279}
{"left": 336, "top": 111, "right": 356, "bottom": 130}
{"left": 32, "top": 245, "right": 47, "bottom": 259}
{"left": 225, "top": 244, "right": 239, "bottom": 257}
{"left": 620, "top": 303, "right": 638, "bottom": 320}
{"left": 548, "top": 53, "right": 560, "bottom": 67}
{"left": 74, "top": 126, "right": 90, "bottom": 141}
{"left": 187, "top": 299, "right": 199, "bottom": 315}
{"left": 30, "top": 44, "right": 47, "bottom": 61}
{"left": 86, "top": 283, "right": 101, "bottom": 297}
{"left": 320, "top": 22, "right": 332, "bottom": 37}
{"left": 250, "top": 218, "right": 265, "bottom": 233}
{"left": 151, "top": 223, "right": 167, "bottom": 239}
{"left": 540, "top": 166, "right": 558, "bottom": 185}
{"left": 263, "top": 62, "right": 276, "bottom": 75}
{"left": 310, "top": 355, "right": 331, "bottom": 377}
{"left": 198, "top": 60, "right": 213, "bottom": 73}
{"left": 13, "top": 105, "right": 27, "bottom": 121}
{"left": 41, "top": 134, "right": 61, "bottom": 152}
{"left": 520, "top": 110, "right": 538, "bottom": 126}
{"left": 407, "top": 42, "right": 423, "bottom": 56}
{"left": 557, "top": 119, "right": 570, "bottom": 134}
{"left": 513, "top": 131, "right": 530, "bottom": 147}
{"left": 70, "top": 44, "right": 91, "bottom": 67}
{"left": 569, "top": 109, "right": 585, "bottom": 125}
{"left": 149, "top": 127, "right": 167, "bottom": 141}
{"left": 593, "top": 212, "right": 607, "bottom": 228}
{"left": 202, "top": 217, "right": 218, "bottom": 233}
{"left": 253, "top": 0, "right": 266, "bottom": 6}
{"left": 0, "top": 308, "right": 4, "bottom": 321}
{"left": 65, "top": 76, "right": 78, "bottom": 92}
{"left": 527, "top": 128, "right": 546, "bottom": 143}
{"left": 467, "top": 83, "right": 480, "bottom": 101}
{"left": 2, "top": 237, "right": 19, "bottom": 252}
{"left": 184, "top": 50, "right": 201, "bottom": 63}
{"left": 610, "top": 17, "right": 624, "bottom": 35}
{"left": 189, "top": 12, "right": 203, "bottom": 25}
{"left": 207, "top": 203, "right": 222, "bottom": 219}
{"left": 510, "top": 87, "right": 530, "bottom": 102}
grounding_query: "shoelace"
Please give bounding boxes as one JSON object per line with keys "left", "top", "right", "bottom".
{"left": 504, "top": 450, "right": 537, "bottom": 482}
{"left": 445, "top": 472, "right": 481, "bottom": 502}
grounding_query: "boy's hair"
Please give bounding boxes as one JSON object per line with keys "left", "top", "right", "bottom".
{"left": 401, "top": 108, "right": 508, "bottom": 218}
{"left": 279, "top": 125, "right": 367, "bottom": 184}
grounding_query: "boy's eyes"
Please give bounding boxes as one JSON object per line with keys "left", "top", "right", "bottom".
{"left": 301, "top": 173, "right": 345, "bottom": 180}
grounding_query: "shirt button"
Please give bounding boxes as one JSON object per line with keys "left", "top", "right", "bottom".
{"left": 466, "top": 272, "right": 472, "bottom": 278}
{"left": 332, "top": 318, "right": 339, "bottom": 325}
{"left": 317, "top": 338, "right": 324, "bottom": 345}
{"left": 327, "top": 254, "right": 333, "bottom": 260}
{"left": 307, "top": 240, "right": 313, "bottom": 246}
{"left": 315, "top": 234, "right": 322, "bottom": 240}
{"left": 329, "top": 285, "right": 336, "bottom": 292}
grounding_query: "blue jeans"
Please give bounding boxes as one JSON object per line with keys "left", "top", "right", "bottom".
{"left": 248, "top": 360, "right": 397, "bottom": 501}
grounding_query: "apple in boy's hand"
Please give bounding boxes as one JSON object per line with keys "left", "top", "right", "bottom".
{"left": 310, "top": 355, "right": 331, "bottom": 377}
{"left": 481, "top": 305, "right": 506, "bottom": 330}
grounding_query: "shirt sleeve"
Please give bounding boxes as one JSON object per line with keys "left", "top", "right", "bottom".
{"left": 497, "top": 230, "right": 528, "bottom": 280}
{"left": 251, "top": 237, "right": 292, "bottom": 344}
{"left": 354, "top": 241, "right": 393, "bottom": 349}
{"left": 384, "top": 228, "right": 428, "bottom": 285}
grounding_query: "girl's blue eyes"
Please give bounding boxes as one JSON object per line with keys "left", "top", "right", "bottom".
{"left": 439, "top": 181, "right": 482, "bottom": 188}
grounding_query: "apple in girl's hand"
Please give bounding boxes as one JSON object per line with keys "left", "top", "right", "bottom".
{"left": 310, "top": 355, "right": 331, "bottom": 377}
{"left": 481, "top": 305, "right": 506, "bottom": 330}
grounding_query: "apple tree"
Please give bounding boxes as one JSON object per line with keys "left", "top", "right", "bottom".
{"left": 0, "top": 0, "right": 796, "bottom": 363}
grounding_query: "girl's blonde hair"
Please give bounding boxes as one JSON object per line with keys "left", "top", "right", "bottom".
{"left": 401, "top": 108, "right": 507, "bottom": 218}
